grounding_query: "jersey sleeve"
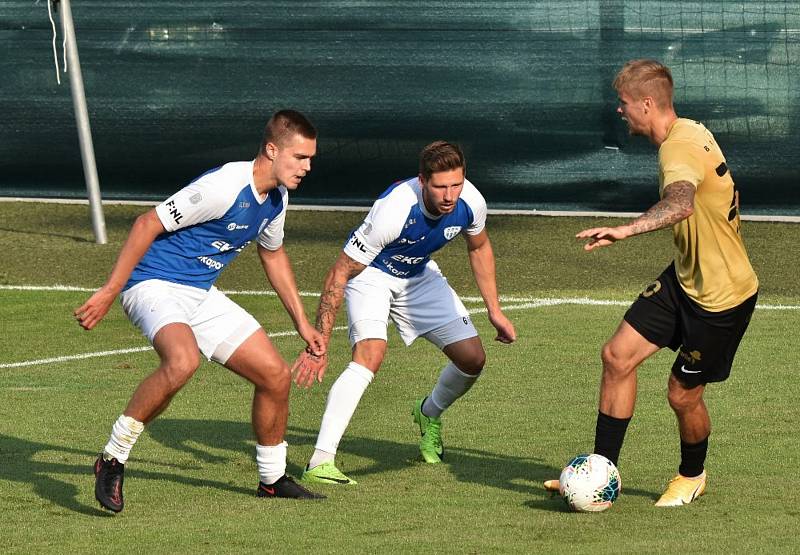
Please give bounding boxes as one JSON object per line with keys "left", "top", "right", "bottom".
{"left": 256, "top": 188, "right": 288, "bottom": 251}
{"left": 155, "top": 175, "right": 232, "bottom": 232}
{"left": 343, "top": 197, "right": 406, "bottom": 266}
{"left": 659, "top": 141, "right": 705, "bottom": 190}
{"left": 462, "top": 179, "right": 487, "bottom": 235}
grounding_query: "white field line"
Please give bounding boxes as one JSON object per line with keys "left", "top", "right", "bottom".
{"left": 1, "top": 285, "right": 797, "bottom": 310}
{"left": 1, "top": 285, "right": 798, "bottom": 369}
{"left": 0, "top": 326, "right": 347, "bottom": 369}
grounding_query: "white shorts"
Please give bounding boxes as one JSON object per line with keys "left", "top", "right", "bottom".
{"left": 345, "top": 261, "right": 478, "bottom": 349}
{"left": 120, "top": 279, "right": 261, "bottom": 364}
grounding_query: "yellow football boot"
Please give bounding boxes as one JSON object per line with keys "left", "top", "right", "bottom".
{"left": 654, "top": 471, "right": 706, "bottom": 507}
{"left": 543, "top": 479, "right": 561, "bottom": 493}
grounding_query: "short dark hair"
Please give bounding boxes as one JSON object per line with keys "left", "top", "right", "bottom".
{"left": 258, "top": 110, "right": 317, "bottom": 156}
{"left": 419, "top": 141, "right": 466, "bottom": 180}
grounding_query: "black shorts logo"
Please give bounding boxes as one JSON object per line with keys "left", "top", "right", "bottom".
{"left": 641, "top": 280, "right": 662, "bottom": 298}
{"left": 678, "top": 349, "right": 702, "bottom": 364}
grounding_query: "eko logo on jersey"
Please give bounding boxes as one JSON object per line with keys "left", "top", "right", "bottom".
{"left": 211, "top": 239, "right": 250, "bottom": 253}
{"left": 391, "top": 254, "right": 424, "bottom": 264}
{"left": 443, "top": 226, "right": 462, "bottom": 240}
{"left": 227, "top": 222, "right": 249, "bottom": 231}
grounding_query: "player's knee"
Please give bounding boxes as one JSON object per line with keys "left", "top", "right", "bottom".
{"left": 160, "top": 351, "right": 201, "bottom": 391}
{"left": 459, "top": 348, "right": 486, "bottom": 375}
{"left": 253, "top": 361, "right": 291, "bottom": 398}
{"left": 601, "top": 342, "right": 634, "bottom": 378}
{"left": 352, "top": 339, "right": 387, "bottom": 372}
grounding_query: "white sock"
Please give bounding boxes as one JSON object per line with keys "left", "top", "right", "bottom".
{"left": 423, "top": 362, "right": 479, "bottom": 418}
{"left": 310, "top": 361, "right": 374, "bottom": 468}
{"left": 103, "top": 414, "right": 145, "bottom": 464}
{"left": 256, "top": 441, "right": 288, "bottom": 485}
{"left": 308, "top": 448, "right": 335, "bottom": 469}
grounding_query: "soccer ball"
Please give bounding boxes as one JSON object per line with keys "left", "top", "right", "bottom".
{"left": 559, "top": 453, "right": 621, "bottom": 512}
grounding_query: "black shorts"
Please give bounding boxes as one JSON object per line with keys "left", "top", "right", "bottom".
{"left": 624, "top": 264, "right": 757, "bottom": 387}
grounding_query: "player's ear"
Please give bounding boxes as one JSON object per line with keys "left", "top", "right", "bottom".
{"left": 418, "top": 173, "right": 426, "bottom": 186}
{"left": 265, "top": 142, "right": 278, "bottom": 161}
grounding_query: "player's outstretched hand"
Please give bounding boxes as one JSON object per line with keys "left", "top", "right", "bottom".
{"left": 489, "top": 311, "right": 516, "bottom": 344}
{"left": 575, "top": 226, "right": 628, "bottom": 251}
{"left": 291, "top": 349, "right": 328, "bottom": 389}
{"left": 74, "top": 286, "right": 117, "bottom": 330}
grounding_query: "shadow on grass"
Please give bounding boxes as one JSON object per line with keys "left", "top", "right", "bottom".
{"left": 145, "top": 419, "right": 656, "bottom": 511}
{"left": 0, "top": 227, "right": 95, "bottom": 243}
{"left": 2, "top": 418, "right": 655, "bottom": 515}
{"left": 0, "top": 432, "right": 252, "bottom": 516}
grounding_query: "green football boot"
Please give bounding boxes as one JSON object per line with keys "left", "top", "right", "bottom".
{"left": 300, "top": 461, "right": 358, "bottom": 485}
{"left": 412, "top": 397, "right": 443, "bottom": 463}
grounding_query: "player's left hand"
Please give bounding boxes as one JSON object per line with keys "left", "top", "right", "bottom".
{"left": 489, "top": 311, "right": 516, "bottom": 344}
{"left": 291, "top": 349, "right": 328, "bottom": 388}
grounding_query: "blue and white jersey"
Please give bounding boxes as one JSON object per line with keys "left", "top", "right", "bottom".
{"left": 343, "top": 177, "right": 486, "bottom": 278}
{"left": 125, "top": 160, "right": 287, "bottom": 291}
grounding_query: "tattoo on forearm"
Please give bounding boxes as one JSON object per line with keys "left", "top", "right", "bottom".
{"left": 628, "top": 181, "right": 695, "bottom": 235}
{"left": 315, "top": 256, "right": 366, "bottom": 337}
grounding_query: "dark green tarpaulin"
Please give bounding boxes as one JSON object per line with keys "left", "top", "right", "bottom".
{"left": 1, "top": 1, "right": 798, "bottom": 213}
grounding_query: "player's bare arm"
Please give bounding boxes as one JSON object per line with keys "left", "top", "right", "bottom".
{"left": 257, "top": 244, "right": 325, "bottom": 356}
{"left": 291, "top": 252, "right": 367, "bottom": 388}
{"left": 577, "top": 181, "right": 695, "bottom": 251}
{"left": 465, "top": 230, "right": 516, "bottom": 344}
{"left": 74, "top": 210, "right": 165, "bottom": 330}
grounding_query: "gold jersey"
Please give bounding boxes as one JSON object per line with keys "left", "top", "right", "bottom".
{"left": 658, "top": 118, "right": 758, "bottom": 311}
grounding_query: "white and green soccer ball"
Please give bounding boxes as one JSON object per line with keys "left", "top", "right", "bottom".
{"left": 559, "top": 453, "right": 621, "bottom": 512}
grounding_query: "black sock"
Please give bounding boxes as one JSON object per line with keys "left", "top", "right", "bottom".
{"left": 593, "top": 411, "right": 631, "bottom": 466}
{"left": 678, "top": 436, "right": 709, "bottom": 478}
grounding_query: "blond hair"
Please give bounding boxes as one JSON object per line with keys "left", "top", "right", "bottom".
{"left": 613, "top": 59, "right": 674, "bottom": 109}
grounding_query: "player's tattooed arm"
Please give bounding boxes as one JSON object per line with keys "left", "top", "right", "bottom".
{"left": 626, "top": 180, "right": 695, "bottom": 236}
{"left": 315, "top": 252, "right": 367, "bottom": 341}
{"left": 576, "top": 181, "right": 695, "bottom": 251}
{"left": 292, "top": 252, "right": 366, "bottom": 388}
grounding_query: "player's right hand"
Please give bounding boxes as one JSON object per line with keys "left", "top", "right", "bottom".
{"left": 74, "top": 287, "right": 116, "bottom": 330}
{"left": 575, "top": 226, "right": 628, "bottom": 251}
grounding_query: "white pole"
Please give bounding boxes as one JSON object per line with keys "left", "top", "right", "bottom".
{"left": 58, "top": 0, "right": 107, "bottom": 244}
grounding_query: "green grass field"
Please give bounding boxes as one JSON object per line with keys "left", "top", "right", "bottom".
{"left": 1, "top": 202, "right": 798, "bottom": 553}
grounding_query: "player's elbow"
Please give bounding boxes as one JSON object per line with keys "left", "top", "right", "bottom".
{"left": 134, "top": 209, "right": 165, "bottom": 235}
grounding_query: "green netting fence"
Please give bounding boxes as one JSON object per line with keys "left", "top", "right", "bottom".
{"left": 1, "top": 1, "right": 798, "bottom": 213}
